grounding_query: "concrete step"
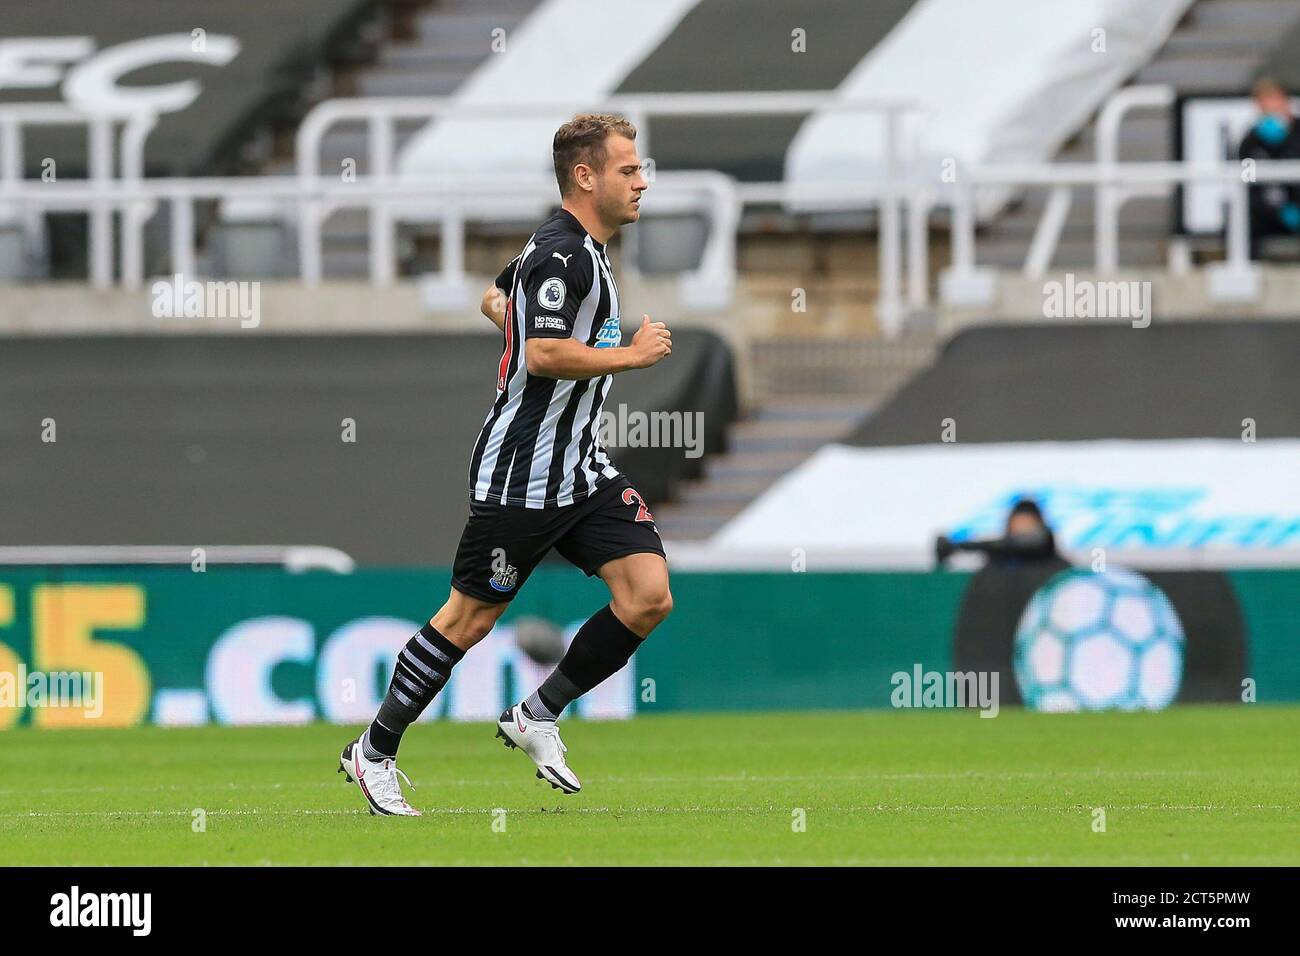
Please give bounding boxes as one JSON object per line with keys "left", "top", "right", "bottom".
{"left": 415, "top": 12, "right": 525, "bottom": 42}
{"left": 726, "top": 432, "right": 838, "bottom": 455}
{"left": 977, "top": 236, "right": 1166, "bottom": 270}
{"left": 990, "top": 198, "right": 1173, "bottom": 238}
{"left": 655, "top": 499, "right": 750, "bottom": 522}
{"left": 653, "top": 513, "right": 735, "bottom": 540}
{"left": 674, "top": 475, "right": 776, "bottom": 506}
{"left": 728, "top": 417, "right": 854, "bottom": 442}
{"left": 1134, "top": 58, "right": 1257, "bottom": 93}
{"left": 1162, "top": 31, "right": 1287, "bottom": 57}
{"left": 1082, "top": 121, "right": 1180, "bottom": 168}
{"left": 357, "top": 70, "right": 467, "bottom": 98}
{"left": 379, "top": 44, "right": 497, "bottom": 69}
{"left": 993, "top": 189, "right": 1168, "bottom": 221}
{"left": 1189, "top": 0, "right": 1300, "bottom": 28}
{"left": 749, "top": 399, "right": 873, "bottom": 424}
{"left": 703, "top": 450, "right": 814, "bottom": 482}
{"left": 431, "top": 0, "right": 539, "bottom": 13}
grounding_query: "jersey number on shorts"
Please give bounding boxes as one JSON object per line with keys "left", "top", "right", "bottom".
{"left": 622, "top": 487, "right": 655, "bottom": 523}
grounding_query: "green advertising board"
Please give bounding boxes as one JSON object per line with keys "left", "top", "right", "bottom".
{"left": 0, "top": 565, "right": 1294, "bottom": 729}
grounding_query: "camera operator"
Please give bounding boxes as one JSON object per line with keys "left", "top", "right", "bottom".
{"left": 936, "top": 498, "right": 1060, "bottom": 568}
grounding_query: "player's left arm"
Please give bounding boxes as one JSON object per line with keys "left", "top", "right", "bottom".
{"left": 480, "top": 256, "right": 520, "bottom": 332}
{"left": 480, "top": 284, "right": 507, "bottom": 332}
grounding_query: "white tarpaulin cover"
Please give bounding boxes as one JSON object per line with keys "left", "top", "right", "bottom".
{"left": 711, "top": 439, "right": 1300, "bottom": 559}
{"left": 784, "top": 0, "right": 1194, "bottom": 219}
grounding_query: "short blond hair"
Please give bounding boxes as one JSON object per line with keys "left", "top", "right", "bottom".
{"left": 552, "top": 113, "right": 637, "bottom": 196}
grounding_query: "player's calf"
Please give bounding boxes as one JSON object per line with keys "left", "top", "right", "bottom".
{"left": 336, "top": 614, "right": 475, "bottom": 816}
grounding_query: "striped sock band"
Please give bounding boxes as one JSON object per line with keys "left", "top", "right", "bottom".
{"left": 522, "top": 604, "right": 642, "bottom": 721}
{"left": 523, "top": 672, "right": 579, "bottom": 722}
{"left": 364, "top": 622, "right": 464, "bottom": 759}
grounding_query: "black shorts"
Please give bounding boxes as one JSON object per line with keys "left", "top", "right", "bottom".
{"left": 451, "top": 476, "right": 666, "bottom": 603}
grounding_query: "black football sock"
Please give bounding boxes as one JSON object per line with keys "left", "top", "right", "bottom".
{"left": 363, "top": 622, "right": 464, "bottom": 759}
{"left": 523, "top": 604, "right": 643, "bottom": 720}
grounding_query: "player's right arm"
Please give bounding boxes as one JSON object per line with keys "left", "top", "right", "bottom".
{"left": 528, "top": 315, "right": 670, "bottom": 378}
{"left": 520, "top": 241, "right": 670, "bottom": 379}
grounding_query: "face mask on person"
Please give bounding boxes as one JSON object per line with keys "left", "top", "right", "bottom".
{"left": 1256, "top": 113, "right": 1290, "bottom": 146}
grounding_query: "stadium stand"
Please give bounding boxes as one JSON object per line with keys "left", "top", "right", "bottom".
{"left": 785, "top": 0, "right": 1193, "bottom": 215}
{"left": 398, "top": 0, "right": 917, "bottom": 184}
{"left": 979, "top": 0, "right": 1300, "bottom": 269}
{"left": 848, "top": 321, "right": 1300, "bottom": 446}
{"left": 1258, "top": 8, "right": 1300, "bottom": 91}
{"left": 0, "top": 330, "right": 736, "bottom": 565}
{"left": 0, "top": 0, "right": 382, "bottom": 177}
{"left": 355, "top": 0, "right": 543, "bottom": 98}
{"left": 4, "top": 0, "right": 1300, "bottom": 557}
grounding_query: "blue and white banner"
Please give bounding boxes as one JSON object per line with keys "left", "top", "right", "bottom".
{"left": 709, "top": 440, "right": 1300, "bottom": 564}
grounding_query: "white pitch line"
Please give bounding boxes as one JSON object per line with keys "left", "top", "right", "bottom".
{"left": 1, "top": 803, "right": 1292, "bottom": 819}
{"left": 3, "top": 765, "right": 1293, "bottom": 798}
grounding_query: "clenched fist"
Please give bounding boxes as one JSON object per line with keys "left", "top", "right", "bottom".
{"left": 627, "top": 314, "right": 671, "bottom": 369}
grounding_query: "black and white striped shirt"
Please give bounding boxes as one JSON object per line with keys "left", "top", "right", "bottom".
{"left": 468, "top": 208, "right": 624, "bottom": 508}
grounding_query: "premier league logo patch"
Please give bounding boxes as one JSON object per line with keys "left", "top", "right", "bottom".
{"left": 538, "top": 277, "right": 566, "bottom": 311}
{"left": 489, "top": 563, "right": 518, "bottom": 592}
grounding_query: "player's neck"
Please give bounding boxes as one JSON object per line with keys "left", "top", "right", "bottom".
{"left": 562, "top": 202, "right": 615, "bottom": 245}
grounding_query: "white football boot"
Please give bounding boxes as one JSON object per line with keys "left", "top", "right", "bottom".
{"left": 337, "top": 737, "right": 420, "bottom": 816}
{"left": 495, "top": 704, "right": 582, "bottom": 794}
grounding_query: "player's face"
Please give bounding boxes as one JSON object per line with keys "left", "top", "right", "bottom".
{"left": 594, "top": 135, "right": 647, "bottom": 227}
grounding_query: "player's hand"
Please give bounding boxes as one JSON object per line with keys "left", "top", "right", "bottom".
{"left": 628, "top": 314, "right": 671, "bottom": 368}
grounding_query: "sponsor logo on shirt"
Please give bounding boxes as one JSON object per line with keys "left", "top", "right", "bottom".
{"left": 595, "top": 315, "right": 622, "bottom": 348}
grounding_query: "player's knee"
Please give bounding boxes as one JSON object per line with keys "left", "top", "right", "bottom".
{"left": 656, "top": 588, "right": 674, "bottom": 623}
{"left": 627, "top": 587, "right": 672, "bottom": 631}
{"left": 433, "top": 596, "right": 503, "bottom": 644}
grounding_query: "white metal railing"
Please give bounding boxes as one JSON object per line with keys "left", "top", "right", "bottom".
{"left": 1094, "top": 84, "right": 1177, "bottom": 273}
{"left": 0, "top": 95, "right": 920, "bottom": 321}
{"left": 293, "top": 93, "right": 918, "bottom": 322}
{"left": 938, "top": 159, "right": 1299, "bottom": 306}
{"left": 0, "top": 94, "right": 918, "bottom": 321}
{"left": 4, "top": 87, "right": 1300, "bottom": 332}
{"left": 0, "top": 545, "right": 355, "bottom": 573}
{"left": 0, "top": 171, "right": 741, "bottom": 304}
{"left": 0, "top": 103, "right": 156, "bottom": 287}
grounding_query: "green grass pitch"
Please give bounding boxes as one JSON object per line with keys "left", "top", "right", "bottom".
{"left": 2, "top": 705, "right": 1296, "bottom": 865}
